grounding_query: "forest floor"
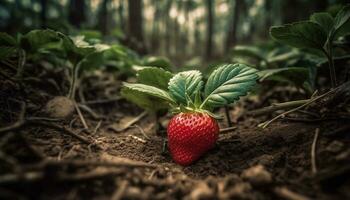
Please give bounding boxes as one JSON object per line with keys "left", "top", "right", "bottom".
{"left": 0, "top": 66, "right": 349, "bottom": 200}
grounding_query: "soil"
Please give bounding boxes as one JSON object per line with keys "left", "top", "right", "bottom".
{"left": 1, "top": 67, "right": 350, "bottom": 200}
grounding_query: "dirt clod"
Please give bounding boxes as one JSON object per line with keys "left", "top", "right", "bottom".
{"left": 44, "top": 96, "right": 75, "bottom": 119}
{"left": 186, "top": 182, "right": 213, "bottom": 200}
{"left": 241, "top": 165, "right": 272, "bottom": 186}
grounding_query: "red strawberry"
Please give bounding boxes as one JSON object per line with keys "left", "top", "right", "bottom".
{"left": 167, "top": 112, "right": 219, "bottom": 166}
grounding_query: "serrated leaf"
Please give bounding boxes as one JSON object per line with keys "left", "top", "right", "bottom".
{"left": 270, "top": 21, "right": 327, "bottom": 51}
{"left": 0, "top": 46, "right": 17, "bottom": 61}
{"left": 137, "top": 67, "right": 173, "bottom": 90}
{"left": 168, "top": 70, "right": 203, "bottom": 105}
{"left": 332, "top": 5, "right": 350, "bottom": 39}
{"left": 121, "top": 87, "right": 169, "bottom": 111}
{"left": 310, "top": 12, "right": 334, "bottom": 34}
{"left": 0, "top": 32, "right": 17, "bottom": 46}
{"left": 202, "top": 64, "right": 258, "bottom": 109}
{"left": 123, "top": 82, "right": 175, "bottom": 103}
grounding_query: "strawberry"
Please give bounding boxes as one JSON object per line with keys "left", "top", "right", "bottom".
{"left": 122, "top": 64, "right": 258, "bottom": 165}
{"left": 167, "top": 112, "right": 219, "bottom": 165}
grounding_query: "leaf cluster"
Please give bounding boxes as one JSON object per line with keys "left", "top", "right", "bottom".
{"left": 270, "top": 5, "right": 350, "bottom": 52}
{"left": 121, "top": 64, "right": 258, "bottom": 114}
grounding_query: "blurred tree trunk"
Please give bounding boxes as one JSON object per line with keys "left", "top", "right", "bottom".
{"left": 98, "top": 0, "right": 109, "bottom": 35}
{"left": 205, "top": 0, "right": 214, "bottom": 60}
{"left": 128, "top": 0, "right": 147, "bottom": 54}
{"left": 40, "top": 0, "right": 47, "bottom": 28}
{"left": 194, "top": 20, "right": 201, "bottom": 56}
{"left": 282, "top": 0, "right": 300, "bottom": 23}
{"left": 68, "top": 0, "right": 86, "bottom": 28}
{"left": 225, "top": 0, "right": 240, "bottom": 53}
{"left": 164, "top": 0, "right": 172, "bottom": 55}
{"left": 173, "top": 1, "right": 183, "bottom": 57}
{"left": 118, "top": 1, "right": 125, "bottom": 31}
{"left": 182, "top": 1, "right": 190, "bottom": 57}
{"left": 151, "top": 2, "right": 161, "bottom": 52}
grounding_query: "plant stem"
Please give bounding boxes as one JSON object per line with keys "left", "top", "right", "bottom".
{"left": 15, "top": 49, "right": 26, "bottom": 79}
{"left": 224, "top": 106, "right": 233, "bottom": 126}
{"left": 68, "top": 62, "right": 81, "bottom": 99}
{"left": 311, "top": 128, "right": 319, "bottom": 175}
{"left": 323, "top": 42, "right": 337, "bottom": 88}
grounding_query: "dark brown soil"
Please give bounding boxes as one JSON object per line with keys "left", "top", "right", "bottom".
{"left": 1, "top": 112, "right": 349, "bottom": 200}
{"left": 1, "top": 67, "right": 350, "bottom": 200}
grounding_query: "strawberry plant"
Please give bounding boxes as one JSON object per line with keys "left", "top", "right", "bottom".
{"left": 231, "top": 43, "right": 318, "bottom": 93}
{"left": 270, "top": 4, "right": 350, "bottom": 88}
{"left": 122, "top": 64, "right": 258, "bottom": 165}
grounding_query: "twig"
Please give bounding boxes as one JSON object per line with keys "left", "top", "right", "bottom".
{"left": 131, "top": 125, "right": 150, "bottom": 139}
{"left": 283, "top": 117, "right": 344, "bottom": 123}
{"left": 93, "top": 120, "right": 102, "bottom": 135}
{"left": 82, "top": 97, "right": 122, "bottom": 105}
{"left": 0, "top": 151, "right": 21, "bottom": 173}
{"left": 74, "top": 101, "right": 89, "bottom": 130}
{"left": 27, "top": 159, "right": 157, "bottom": 171}
{"left": 0, "top": 70, "right": 16, "bottom": 82}
{"left": 109, "top": 111, "right": 148, "bottom": 132}
{"left": 27, "top": 120, "right": 101, "bottom": 149}
{"left": 78, "top": 85, "right": 86, "bottom": 103}
{"left": 259, "top": 89, "right": 337, "bottom": 128}
{"left": 111, "top": 180, "right": 128, "bottom": 200}
{"left": 274, "top": 187, "right": 311, "bottom": 200}
{"left": 246, "top": 99, "right": 309, "bottom": 116}
{"left": 0, "top": 102, "right": 26, "bottom": 133}
{"left": 219, "top": 126, "right": 237, "bottom": 133}
{"left": 128, "top": 135, "right": 146, "bottom": 144}
{"left": 0, "top": 107, "right": 99, "bottom": 149}
{"left": 78, "top": 104, "right": 103, "bottom": 120}
{"left": 323, "top": 124, "right": 350, "bottom": 137}
{"left": 0, "top": 171, "right": 43, "bottom": 185}
{"left": 311, "top": 128, "right": 319, "bottom": 175}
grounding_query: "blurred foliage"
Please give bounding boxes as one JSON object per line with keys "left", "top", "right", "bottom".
{"left": 0, "top": 0, "right": 349, "bottom": 98}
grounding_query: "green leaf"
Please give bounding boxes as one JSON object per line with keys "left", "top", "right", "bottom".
{"left": 168, "top": 70, "right": 203, "bottom": 105}
{"left": 0, "top": 46, "right": 17, "bottom": 61}
{"left": 267, "top": 49, "right": 300, "bottom": 64}
{"left": 270, "top": 21, "right": 327, "bottom": 50}
{"left": 333, "top": 5, "right": 350, "bottom": 31}
{"left": 123, "top": 82, "right": 175, "bottom": 103}
{"left": 78, "top": 30, "right": 103, "bottom": 40}
{"left": 20, "top": 29, "right": 62, "bottom": 52}
{"left": 137, "top": 67, "right": 173, "bottom": 90}
{"left": 142, "top": 56, "right": 172, "bottom": 70}
{"left": 332, "top": 5, "right": 350, "bottom": 38}
{"left": 231, "top": 45, "right": 267, "bottom": 62}
{"left": 202, "top": 64, "right": 258, "bottom": 109}
{"left": 121, "top": 87, "right": 169, "bottom": 111}
{"left": 257, "top": 67, "right": 309, "bottom": 86}
{"left": 0, "top": 32, "right": 17, "bottom": 46}
{"left": 78, "top": 51, "right": 105, "bottom": 71}
{"left": 310, "top": 12, "right": 334, "bottom": 34}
